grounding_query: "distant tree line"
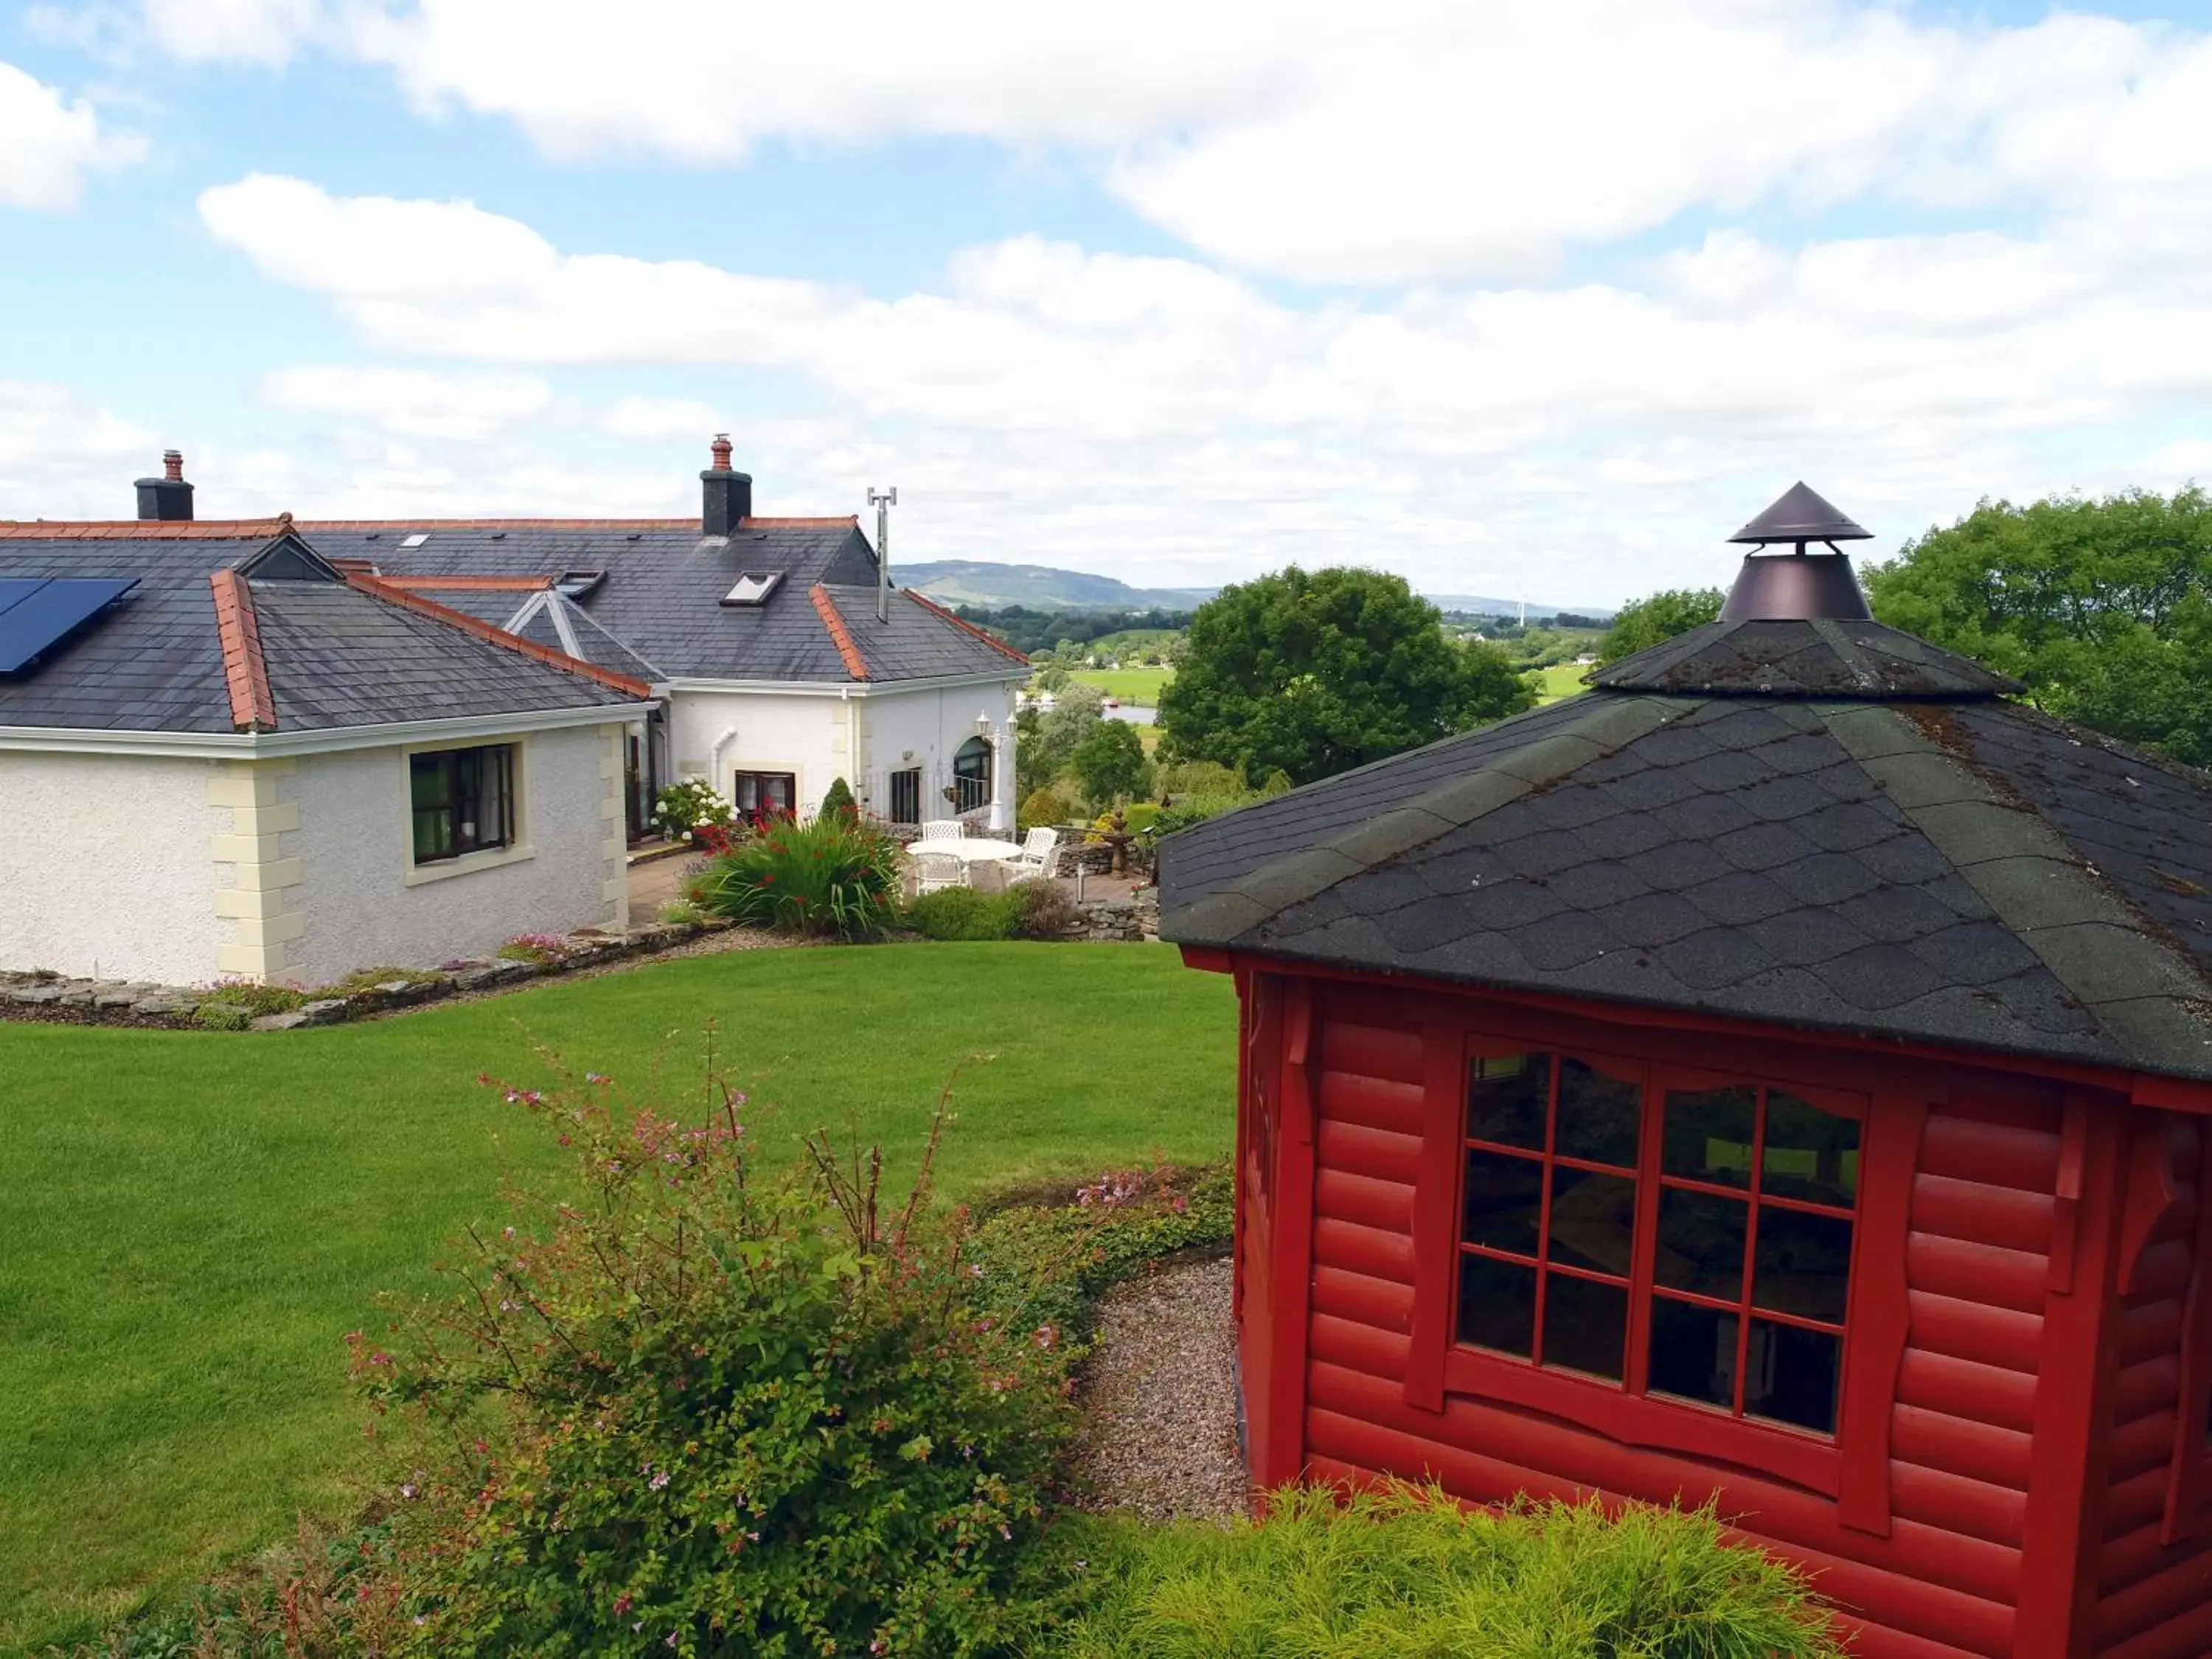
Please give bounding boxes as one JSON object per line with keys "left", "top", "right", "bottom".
{"left": 951, "top": 604, "right": 1195, "bottom": 656}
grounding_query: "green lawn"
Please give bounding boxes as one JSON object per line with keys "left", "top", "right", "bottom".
{"left": 1534, "top": 661, "right": 1594, "bottom": 703}
{"left": 0, "top": 943, "right": 1235, "bottom": 1654}
{"left": 1070, "top": 666, "right": 1174, "bottom": 705}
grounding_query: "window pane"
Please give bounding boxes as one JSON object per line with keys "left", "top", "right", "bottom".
{"left": 1762, "top": 1091, "right": 1860, "bottom": 1206}
{"left": 1656, "top": 1188, "right": 1748, "bottom": 1301}
{"left": 1468, "top": 1053, "right": 1549, "bottom": 1149}
{"left": 1752, "top": 1209, "right": 1854, "bottom": 1324}
{"left": 1457, "top": 1252, "right": 1537, "bottom": 1357}
{"left": 1662, "top": 1085, "right": 1757, "bottom": 1186}
{"left": 412, "top": 808, "right": 451, "bottom": 861}
{"left": 1649, "top": 1296, "right": 1738, "bottom": 1412}
{"left": 1463, "top": 1150, "right": 1543, "bottom": 1256}
{"left": 1556, "top": 1057, "right": 1641, "bottom": 1166}
{"left": 408, "top": 754, "right": 451, "bottom": 812}
{"left": 1745, "top": 1319, "right": 1842, "bottom": 1434}
{"left": 1542, "top": 1273, "right": 1627, "bottom": 1382}
{"left": 1548, "top": 1167, "right": 1638, "bottom": 1277}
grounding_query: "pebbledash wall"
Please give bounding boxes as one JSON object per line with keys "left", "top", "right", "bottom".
{"left": 0, "top": 721, "right": 632, "bottom": 987}
{"left": 0, "top": 749, "right": 230, "bottom": 983}
{"left": 664, "top": 679, "right": 1018, "bottom": 823}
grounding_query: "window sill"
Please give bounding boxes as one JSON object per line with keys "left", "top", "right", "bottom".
{"left": 1441, "top": 1345, "right": 1842, "bottom": 1498}
{"left": 404, "top": 842, "right": 537, "bottom": 887}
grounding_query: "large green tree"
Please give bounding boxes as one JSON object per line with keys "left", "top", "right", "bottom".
{"left": 1598, "top": 587, "right": 1726, "bottom": 664}
{"left": 1865, "top": 487, "right": 2212, "bottom": 765}
{"left": 1159, "top": 566, "right": 1534, "bottom": 786}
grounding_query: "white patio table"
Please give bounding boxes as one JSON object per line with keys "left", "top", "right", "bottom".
{"left": 907, "top": 836, "right": 1023, "bottom": 863}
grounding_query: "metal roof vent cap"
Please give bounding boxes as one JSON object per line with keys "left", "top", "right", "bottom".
{"left": 1717, "top": 481, "right": 1873, "bottom": 622}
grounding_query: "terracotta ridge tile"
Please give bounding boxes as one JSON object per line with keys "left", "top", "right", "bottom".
{"left": 900, "top": 587, "right": 1036, "bottom": 666}
{"left": 344, "top": 572, "right": 655, "bottom": 700}
{"left": 810, "top": 584, "right": 872, "bottom": 682}
{"left": 209, "top": 569, "right": 278, "bottom": 732}
{"left": 740, "top": 515, "right": 862, "bottom": 529}
{"left": 0, "top": 519, "right": 289, "bottom": 540}
{"left": 296, "top": 518, "right": 695, "bottom": 531}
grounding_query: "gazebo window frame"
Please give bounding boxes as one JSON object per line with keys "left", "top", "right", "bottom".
{"left": 1409, "top": 1025, "right": 1908, "bottom": 1519}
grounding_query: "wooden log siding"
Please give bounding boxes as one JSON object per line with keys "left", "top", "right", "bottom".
{"left": 1292, "top": 992, "right": 2084, "bottom": 1659}
{"left": 2093, "top": 1113, "right": 2212, "bottom": 1659}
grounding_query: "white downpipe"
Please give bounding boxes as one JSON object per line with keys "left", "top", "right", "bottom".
{"left": 706, "top": 726, "right": 740, "bottom": 788}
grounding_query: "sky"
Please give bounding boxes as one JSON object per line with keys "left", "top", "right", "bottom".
{"left": 1, "top": 1, "right": 2209, "bottom": 608}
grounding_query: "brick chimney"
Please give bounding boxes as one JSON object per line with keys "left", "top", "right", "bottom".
{"left": 135, "top": 450, "right": 194, "bottom": 521}
{"left": 700, "top": 434, "right": 751, "bottom": 537}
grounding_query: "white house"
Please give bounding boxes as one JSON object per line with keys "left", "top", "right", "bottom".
{"left": 296, "top": 439, "right": 1034, "bottom": 834}
{"left": 0, "top": 503, "right": 653, "bottom": 987}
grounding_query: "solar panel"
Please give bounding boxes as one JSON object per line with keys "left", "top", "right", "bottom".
{"left": 0, "top": 577, "right": 140, "bottom": 674}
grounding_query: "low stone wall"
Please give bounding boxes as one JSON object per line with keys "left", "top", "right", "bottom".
{"left": 0, "top": 918, "right": 736, "bottom": 1032}
{"left": 1061, "top": 888, "right": 1161, "bottom": 943}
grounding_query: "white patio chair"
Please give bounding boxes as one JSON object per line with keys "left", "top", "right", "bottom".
{"left": 922, "top": 819, "right": 967, "bottom": 842}
{"left": 1002, "top": 827, "right": 1059, "bottom": 885}
{"left": 913, "top": 852, "right": 967, "bottom": 895}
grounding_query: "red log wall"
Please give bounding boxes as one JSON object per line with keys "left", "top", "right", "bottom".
{"left": 1227, "top": 970, "right": 2211, "bottom": 1659}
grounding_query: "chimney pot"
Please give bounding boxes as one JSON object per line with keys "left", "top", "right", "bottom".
{"left": 135, "top": 449, "right": 195, "bottom": 521}
{"left": 700, "top": 437, "right": 752, "bottom": 538}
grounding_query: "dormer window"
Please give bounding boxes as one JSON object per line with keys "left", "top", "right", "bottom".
{"left": 720, "top": 572, "right": 782, "bottom": 608}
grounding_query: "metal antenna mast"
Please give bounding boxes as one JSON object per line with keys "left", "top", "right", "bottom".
{"left": 869, "top": 486, "right": 897, "bottom": 623}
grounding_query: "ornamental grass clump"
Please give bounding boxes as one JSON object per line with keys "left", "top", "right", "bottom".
{"left": 698, "top": 811, "right": 902, "bottom": 939}
{"left": 353, "top": 1066, "right": 1079, "bottom": 1658}
{"left": 1060, "top": 1482, "right": 1845, "bottom": 1659}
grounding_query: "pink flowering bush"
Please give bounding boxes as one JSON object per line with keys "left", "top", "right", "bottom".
{"left": 353, "top": 1067, "right": 1079, "bottom": 1657}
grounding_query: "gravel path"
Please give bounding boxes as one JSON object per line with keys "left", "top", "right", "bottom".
{"left": 1074, "top": 1252, "right": 1248, "bottom": 1523}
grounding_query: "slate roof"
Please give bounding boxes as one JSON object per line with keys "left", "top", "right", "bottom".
{"left": 0, "top": 528, "right": 646, "bottom": 735}
{"left": 1160, "top": 619, "right": 2212, "bottom": 1085}
{"left": 296, "top": 518, "right": 1030, "bottom": 686}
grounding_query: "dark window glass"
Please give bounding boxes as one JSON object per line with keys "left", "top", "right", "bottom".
{"left": 1542, "top": 1274, "right": 1628, "bottom": 1382}
{"left": 1661, "top": 1085, "right": 1757, "bottom": 1185}
{"left": 409, "top": 745, "right": 515, "bottom": 865}
{"left": 1649, "top": 1297, "right": 1737, "bottom": 1411}
{"left": 1556, "top": 1057, "right": 1641, "bottom": 1166}
{"left": 1655, "top": 1188, "right": 1748, "bottom": 1301}
{"left": 1463, "top": 1150, "right": 1543, "bottom": 1256}
{"left": 733, "top": 771, "right": 796, "bottom": 821}
{"left": 1468, "top": 1054, "right": 1549, "bottom": 1149}
{"left": 953, "top": 737, "right": 992, "bottom": 813}
{"left": 1752, "top": 1208, "right": 1854, "bottom": 1324}
{"left": 1762, "top": 1091, "right": 1860, "bottom": 1205}
{"left": 1457, "top": 1253, "right": 1537, "bottom": 1357}
{"left": 888, "top": 768, "right": 921, "bottom": 825}
{"left": 1745, "top": 1321, "right": 1841, "bottom": 1434}
{"left": 1548, "top": 1166, "right": 1638, "bottom": 1278}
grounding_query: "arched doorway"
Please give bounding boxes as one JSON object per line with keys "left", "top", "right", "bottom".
{"left": 953, "top": 735, "right": 992, "bottom": 814}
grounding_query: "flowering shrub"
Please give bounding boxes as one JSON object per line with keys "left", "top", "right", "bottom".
{"left": 494, "top": 931, "right": 568, "bottom": 965}
{"left": 698, "top": 811, "right": 902, "bottom": 939}
{"left": 355, "top": 1068, "right": 1080, "bottom": 1657}
{"left": 653, "top": 778, "right": 737, "bottom": 840}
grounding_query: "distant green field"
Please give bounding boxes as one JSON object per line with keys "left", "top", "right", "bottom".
{"left": 1534, "top": 661, "right": 1596, "bottom": 703}
{"left": 1070, "top": 667, "right": 1175, "bottom": 705}
{"left": 1084, "top": 628, "right": 1183, "bottom": 659}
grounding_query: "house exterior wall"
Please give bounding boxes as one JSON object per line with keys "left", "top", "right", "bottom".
{"left": 0, "top": 750, "right": 226, "bottom": 982}
{"left": 1216, "top": 960, "right": 2191, "bottom": 1659}
{"left": 664, "top": 680, "right": 1019, "bottom": 825}
{"left": 281, "top": 721, "right": 629, "bottom": 985}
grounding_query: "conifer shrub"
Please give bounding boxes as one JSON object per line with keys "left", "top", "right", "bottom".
{"left": 819, "top": 776, "right": 859, "bottom": 822}
{"left": 1018, "top": 787, "right": 1073, "bottom": 833}
{"left": 1060, "top": 1483, "right": 1845, "bottom": 1658}
{"left": 352, "top": 1072, "right": 1079, "bottom": 1658}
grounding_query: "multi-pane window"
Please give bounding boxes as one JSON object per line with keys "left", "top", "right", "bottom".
{"left": 888, "top": 768, "right": 922, "bottom": 826}
{"left": 1457, "top": 1048, "right": 1861, "bottom": 1438}
{"left": 409, "top": 744, "right": 515, "bottom": 865}
{"left": 731, "top": 771, "right": 796, "bottom": 824}
{"left": 953, "top": 737, "right": 992, "bottom": 813}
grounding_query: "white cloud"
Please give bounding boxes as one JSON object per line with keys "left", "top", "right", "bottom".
{"left": 188, "top": 170, "right": 2212, "bottom": 602}
{"left": 116, "top": 1, "right": 2212, "bottom": 281}
{"left": 0, "top": 380, "right": 158, "bottom": 515}
{"left": 0, "top": 58, "right": 145, "bottom": 209}
{"left": 257, "top": 363, "right": 552, "bottom": 440}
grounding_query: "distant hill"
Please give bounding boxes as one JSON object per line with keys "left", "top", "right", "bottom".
{"left": 897, "top": 561, "right": 1612, "bottom": 620}
{"left": 897, "top": 562, "right": 1214, "bottom": 611}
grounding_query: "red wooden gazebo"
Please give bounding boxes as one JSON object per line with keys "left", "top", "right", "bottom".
{"left": 1159, "top": 485, "right": 2212, "bottom": 1659}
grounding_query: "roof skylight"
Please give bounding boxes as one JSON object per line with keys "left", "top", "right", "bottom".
{"left": 399, "top": 533, "right": 428, "bottom": 549}
{"left": 720, "top": 571, "right": 783, "bottom": 608}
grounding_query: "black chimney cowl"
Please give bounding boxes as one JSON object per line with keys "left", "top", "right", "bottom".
{"left": 135, "top": 449, "right": 194, "bottom": 521}
{"left": 700, "top": 434, "right": 752, "bottom": 538}
{"left": 1718, "top": 481, "right": 1873, "bottom": 622}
